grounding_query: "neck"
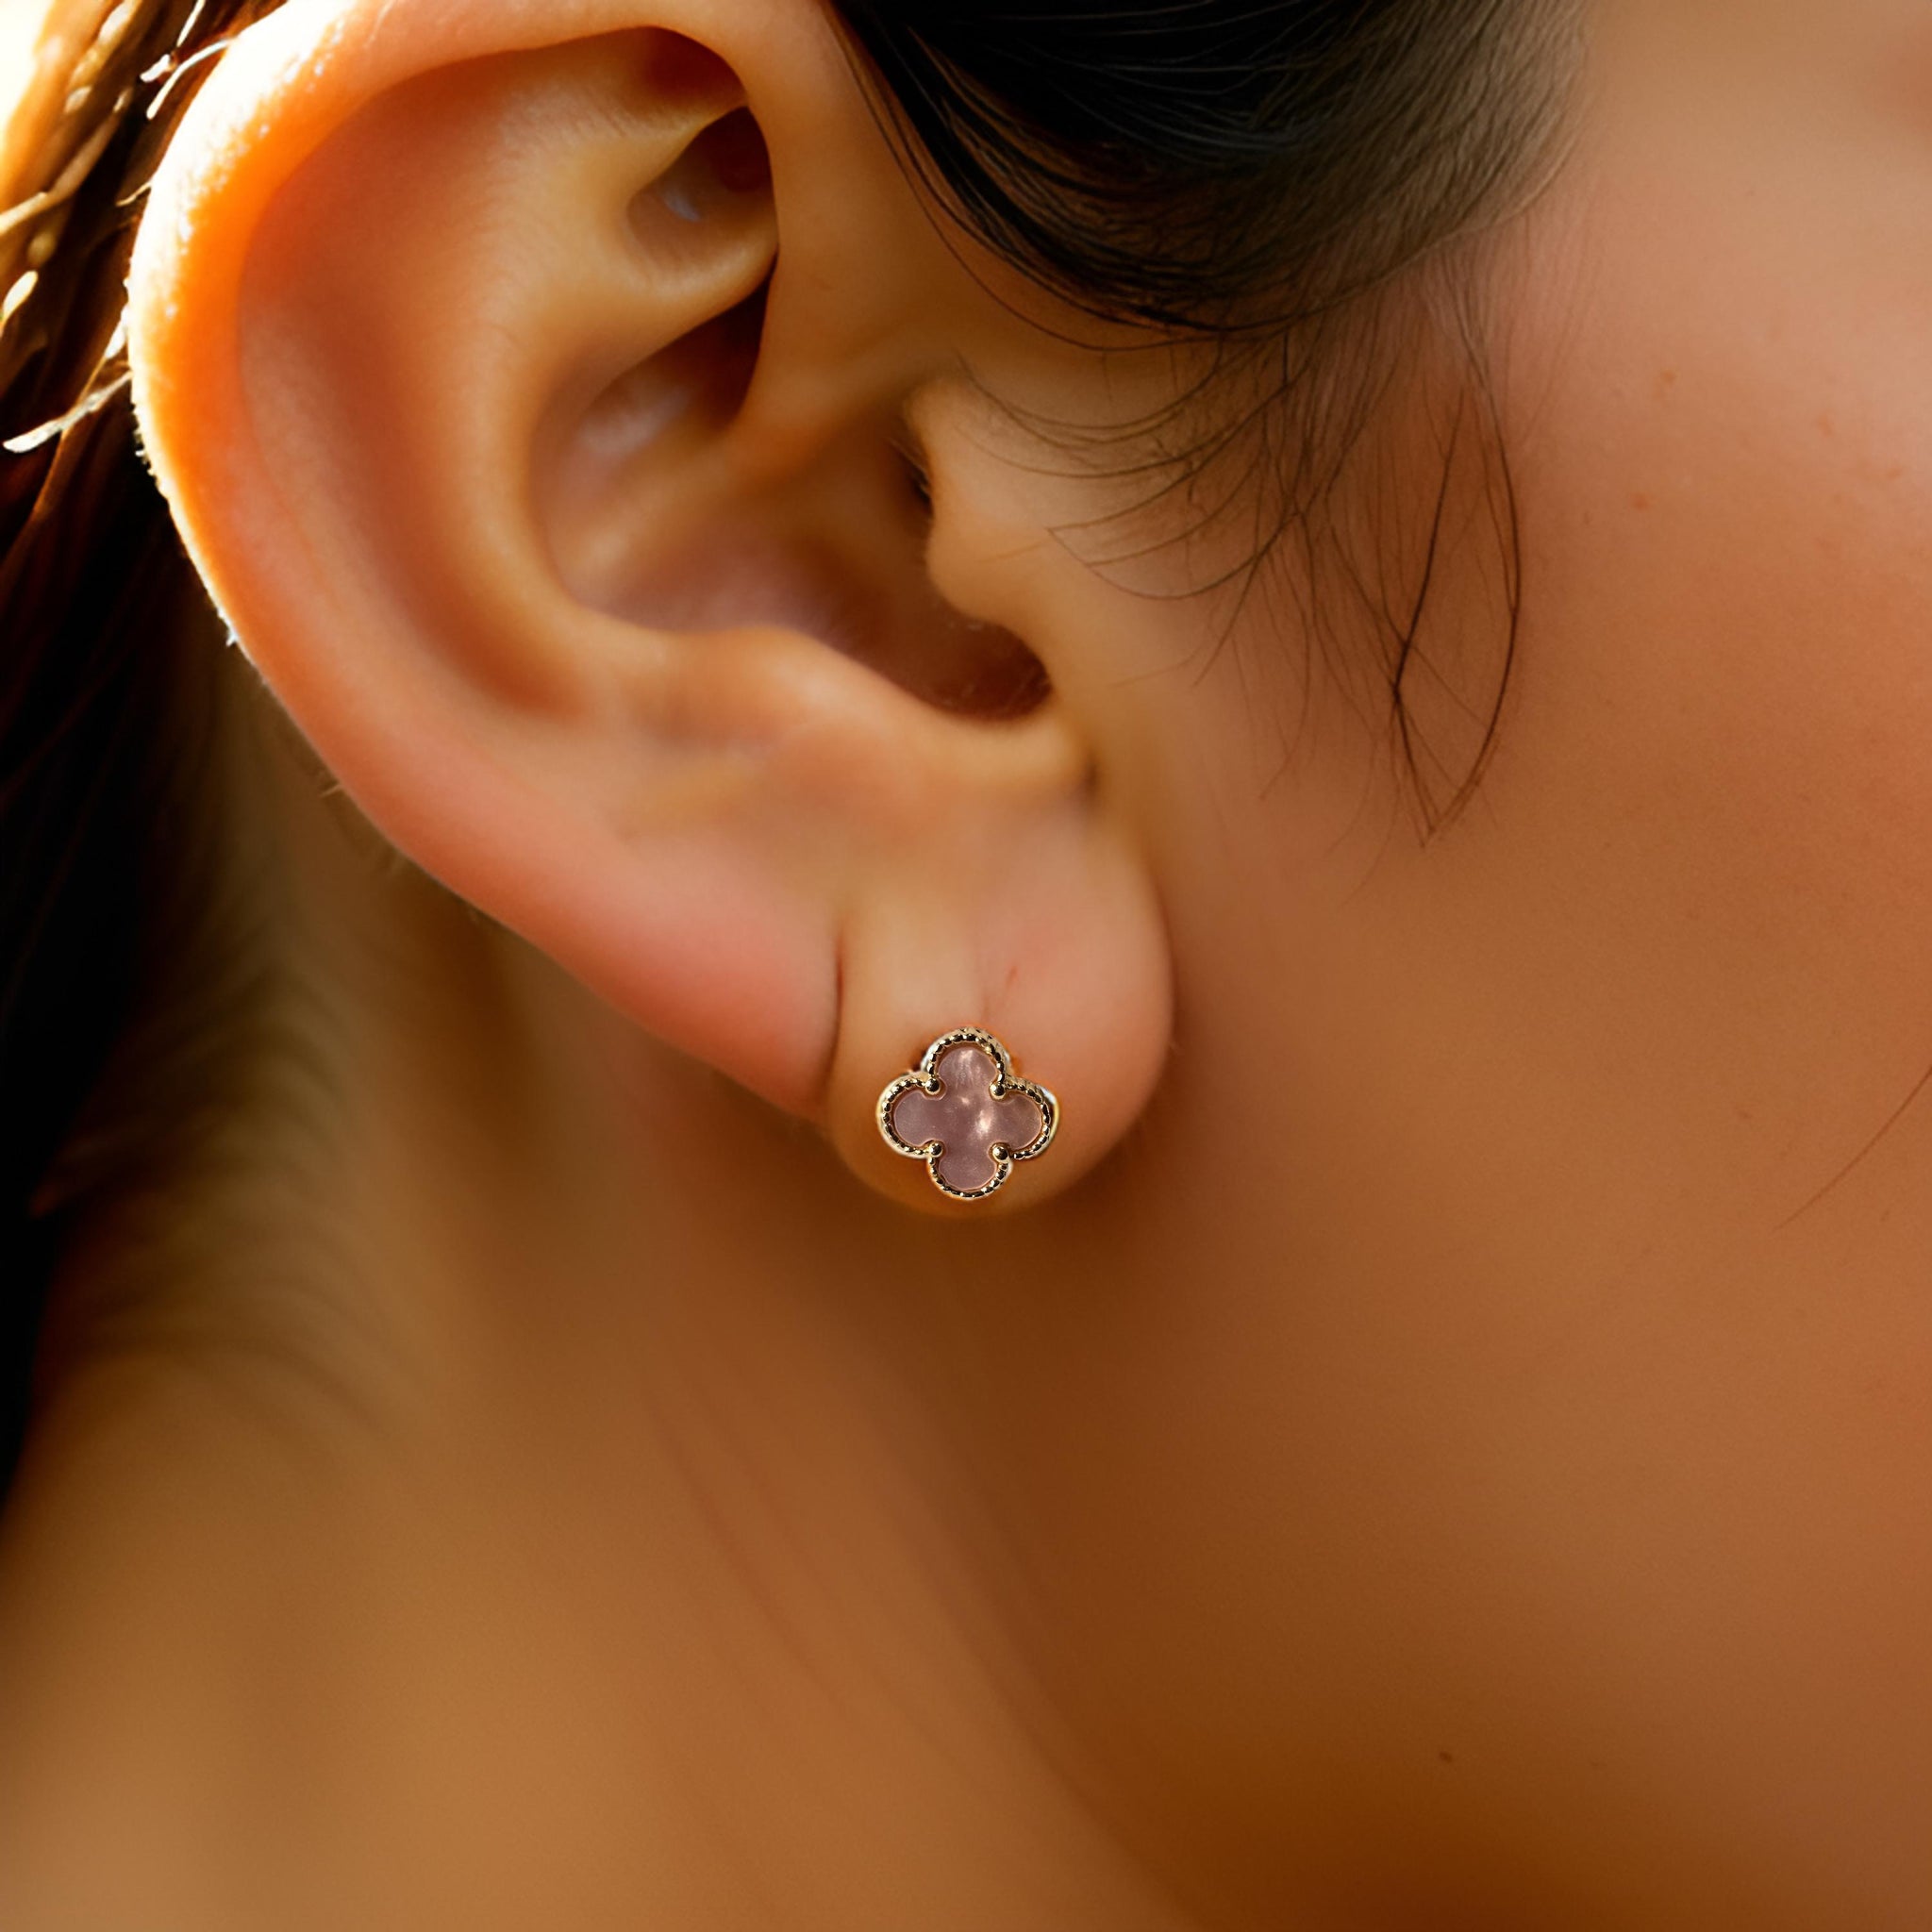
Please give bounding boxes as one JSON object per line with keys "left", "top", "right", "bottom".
{"left": 0, "top": 642, "right": 1218, "bottom": 1931}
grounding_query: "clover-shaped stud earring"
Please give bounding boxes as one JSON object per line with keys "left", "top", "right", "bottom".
{"left": 876, "top": 1027, "right": 1059, "bottom": 1202}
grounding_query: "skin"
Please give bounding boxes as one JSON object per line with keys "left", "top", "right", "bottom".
{"left": 0, "top": 0, "right": 1927, "bottom": 1925}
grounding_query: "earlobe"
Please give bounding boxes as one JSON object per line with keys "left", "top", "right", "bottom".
{"left": 126, "top": 0, "right": 1174, "bottom": 1213}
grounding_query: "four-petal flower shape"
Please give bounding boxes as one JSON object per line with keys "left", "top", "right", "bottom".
{"left": 876, "top": 1028, "right": 1058, "bottom": 1201}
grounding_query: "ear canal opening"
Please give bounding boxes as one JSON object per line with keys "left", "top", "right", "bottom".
{"left": 896, "top": 591, "right": 1051, "bottom": 722}
{"left": 552, "top": 84, "right": 1054, "bottom": 726}
{"left": 872, "top": 433, "right": 1053, "bottom": 721}
{"left": 563, "top": 267, "right": 1053, "bottom": 725}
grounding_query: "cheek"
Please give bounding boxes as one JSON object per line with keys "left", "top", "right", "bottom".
{"left": 1492, "top": 158, "right": 1932, "bottom": 1128}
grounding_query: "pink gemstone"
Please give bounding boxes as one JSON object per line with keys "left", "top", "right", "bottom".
{"left": 889, "top": 1043, "right": 1046, "bottom": 1194}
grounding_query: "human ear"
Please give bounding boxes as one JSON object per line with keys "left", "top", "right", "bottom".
{"left": 125, "top": 0, "right": 1172, "bottom": 1214}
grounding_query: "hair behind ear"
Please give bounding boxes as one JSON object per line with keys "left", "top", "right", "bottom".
{"left": 0, "top": 0, "right": 286, "bottom": 1492}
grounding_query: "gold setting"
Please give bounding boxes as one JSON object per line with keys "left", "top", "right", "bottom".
{"left": 876, "top": 1026, "right": 1059, "bottom": 1202}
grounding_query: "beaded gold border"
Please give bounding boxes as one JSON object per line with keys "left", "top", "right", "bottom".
{"left": 875, "top": 1026, "right": 1059, "bottom": 1202}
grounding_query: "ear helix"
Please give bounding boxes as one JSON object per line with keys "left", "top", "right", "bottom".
{"left": 126, "top": 1, "right": 1170, "bottom": 1174}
